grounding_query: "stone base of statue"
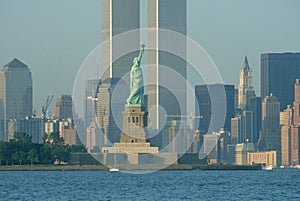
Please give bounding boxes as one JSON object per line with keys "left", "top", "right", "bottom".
{"left": 102, "top": 105, "right": 159, "bottom": 164}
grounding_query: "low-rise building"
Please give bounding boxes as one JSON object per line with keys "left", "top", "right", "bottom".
{"left": 247, "top": 151, "right": 277, "bottom": 166}
{"left": 235, "top": 143, "right": 255, "bottom": 165}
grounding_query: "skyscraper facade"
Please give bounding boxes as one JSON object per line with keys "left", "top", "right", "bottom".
{"left": 238, "top": 56, "right": 255, "bottom": 110}
{"left": 96, "top": 78, "right": 125, "bottom": 145}
{"left": 249, "top": 96, "right": 262, "bottom": 144}
{"left": 0, "top": 58, "right": 33, "bottom": 141}
{"left": 102, "top": 0, "right": 140, "bottom": 80}
{"left": 86, "top": 119, "right": 103, "bottom": 152}
{"left": 195, "top": 84, "right": 234, "bottom": 134}
{"left": 241, "top": 111, "right": 253, "bottom": 143}
{"left": 161, "top": 120, "right": 191, "bottom": 153}
{"left": 293, "top": 79, "right": 300, "bottom": 125}
{"left": 230, "top": 117, "right": 240, "bottom": 144}
{"left": 291, "top": 127, "right": 300, "bottom": 165}
{"left": 230, "top": 111, "right": 253, "bottom": 144}
{"left": 85, "top": 79, "right": 101, "bottom": 129}
{"left": 291, "top": 79, "right": 300, "bottom": 165}
{"left": 280, "top": 105, "right": 293, "bottom": 166}
{"left": 261, "top": 53, "right": 300, "bottom": 111}
{"left": 234, "top": 88, "right": 239, "bottom": 113}
{"left": 54, "top": 95, "right": 73, "bottom": 120}
{"left": 259, "top": 94, "right": 281, "bottom": 165}
{"left": 99, "top": 0, "right": 140, "bottom": 147}
{"left": 148, "top": 0, "right": 187, "bottom": 129}
{"left": 16, "top": 117, "right": 44, "bottom": 143}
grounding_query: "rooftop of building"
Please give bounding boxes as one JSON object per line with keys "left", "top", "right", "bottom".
{"left": 263, "top": 93, "right": 280, "bottom": 102}
{"left": 235, "top": 142, "right": 256, "bottom": 152}
{"left": 3, "top": 58, "right": 28, "bottom": 69}
{"left": 261, "top": 52, "right": 300, "bottom": 59}
{"left": 242, "top": 56, "right": 250, "bottom": 70}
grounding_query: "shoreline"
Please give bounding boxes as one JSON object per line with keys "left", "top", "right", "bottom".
{"left": 0, "top": 164, "right": 262, "bottom": 171}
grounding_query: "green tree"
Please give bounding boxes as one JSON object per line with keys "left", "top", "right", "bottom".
{"left": 52, "top": 145, "right": 71, "bottom": 164}
{"left": 0, "top": 141, "right": 4, "bottom": 166}
{"left": 12, "top": 151, "right": 26, "bottom": 165}
{"left": 37, "top": 144, "right": 53, "bottom": 164}
{"left": 27, "top": 149, "right": 39, "bottom": 165}
{"left": 70, "top": 145, "right": 87, "bottom": 153}
{"left": 2, "top": 142, "right": 12, "bottom": 166}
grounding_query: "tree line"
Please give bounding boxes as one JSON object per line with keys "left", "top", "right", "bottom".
{"left": 0, "top": 132, "right": 86, "bottom": 166}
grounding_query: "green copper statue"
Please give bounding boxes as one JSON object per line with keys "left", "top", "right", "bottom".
{"left": 127, "top": 43, "right": 145, "bottom": 106}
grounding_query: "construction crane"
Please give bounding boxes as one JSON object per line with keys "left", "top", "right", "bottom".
{"left": 42, "top": 95, "right": 54, "bottom": 120}
{"left": 165, "top": 114, "right": 203, "bottom": 130}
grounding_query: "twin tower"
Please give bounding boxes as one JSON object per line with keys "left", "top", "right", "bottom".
{"left": 101, "top": 0, "right": 188, "bottom": 130}
{"left": 100, "top": 1, "right": 188, "bottom": 165}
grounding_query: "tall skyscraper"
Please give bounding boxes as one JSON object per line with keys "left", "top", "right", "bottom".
{"left": 291, "top": 79, "right": 300, "bottom": 165}
{"left": 249, "top": 96, "right": 262, "bottom": 144}
{"left": 238, "top": 56, "right": 255, "bottom": 110}
{"left": 60, "top": 120, "right": 79, "bottom": 146}
{"left": 259, "top": 94, "right": 281, "bottom": 165}
{"left": 230, "top": 117, "right": 240, "bottom": 144}
{"left": 54, "top": 95, "right": 73, "bottom": 120}
{"left": 291, "top": 127, "right": 300, "bottom": 165}
{"left": 293, "top": 79, "right": 300, "bottom": 125}
{"left": 234, "top": 88, "right": 239, "bottom": 113}
{"left": 261, "top": 53, "right": 300, "bottom": 111}
{"left": 237, "top": 56, "right": 258, "bottom": 145}
{"left": 161, "top": 120, "right": 191, "bottom": 153}
{"left": 96, "top": 78, "right": 125, "bottom": 145}
{"left": 101, "top": 0, "right": 140, "bottom": 80}
{"left": 85, "top": 79, "right": 101, "bottom": 128}
{"left": 195, "top": 84, "right": 234, "bottom": 134}
{"left": 45, "top": 119, "right": 60, "bottom": 135}
{"left": 240, "top": 111, "right": 253, "bottom": 143}
{"left": 280, "top": 105, "right": 293, "bottom": 166}
{"left": 86, "top": 119, "right": 103, "bottom": 152}
{"left": 230, "top": 111, "right": 253, "bottom": 144}
{"left": 17, "top": 117, "right": 44, "bottom": 143}
{"left": 0, "top": 58, "right": 32, "bottom": 141}
{"left": 148, "top": 0, "right": 187, "bottom": 129}
{"left": 99, "top": 0, "right": 140, "bottom": 148}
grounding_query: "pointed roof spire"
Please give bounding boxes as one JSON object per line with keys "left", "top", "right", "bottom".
{"left": 3, "top": 58, "right": 28, "bottom": 68}
{"left": 243, "top": 56, "right": 250, "bottom": 70}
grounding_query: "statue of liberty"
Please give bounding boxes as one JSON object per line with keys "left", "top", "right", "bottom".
{"left": 127, "top": 43, "right": 145, "bottom": 106}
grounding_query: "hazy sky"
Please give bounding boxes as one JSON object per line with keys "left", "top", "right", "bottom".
{"left": 0, "top": 0, "right": 300, "bottom": 117}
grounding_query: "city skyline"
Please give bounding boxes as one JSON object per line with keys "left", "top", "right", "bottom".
{"left": 2, "top": 2, "right": 300, "bottom": 200}
{"left": 0, "top": 0, "right": 300, "bottom": 165}
{"left": 1, "top": 1, "right": 300, "bottom": 116}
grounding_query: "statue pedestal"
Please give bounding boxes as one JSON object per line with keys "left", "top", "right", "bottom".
{"left": 102, "top": 105, "right": 159, "bottom": 164}
{"left": 120, "top": 105, "right": 147, "bottom": 143}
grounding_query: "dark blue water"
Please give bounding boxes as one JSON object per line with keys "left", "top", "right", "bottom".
{"left": 0, "top": 169, "right": 299, "bottom": 200}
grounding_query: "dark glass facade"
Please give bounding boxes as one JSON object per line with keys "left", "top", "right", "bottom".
{"left": 261, "top": 53, "right": 300, "bottom": 111}
{"left": 148, "top": 0, "right": 187, "bottom": 130}
{"left": 195, "top": 84, "right": 234, "bottom": 134}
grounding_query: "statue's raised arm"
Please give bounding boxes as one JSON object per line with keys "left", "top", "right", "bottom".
{"left": 137, "top": 43, "right": 145, "bottom": 62}
{"left": 127, "top": 43, "right": 145, "bottom": 106}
